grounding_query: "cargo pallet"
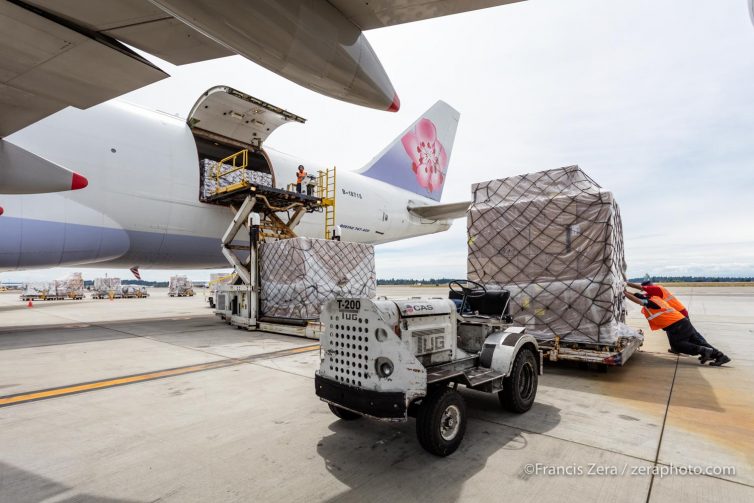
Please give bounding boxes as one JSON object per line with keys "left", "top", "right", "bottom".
{"left": 168, "top": 292, "right": 195, "bottom": 297}
{"left": 20, "top": 294, "right": 84, "bottom": 301}
{"left": 91, "top": 293, "right": 149, "bottom": 299}
{"left": 91, "top": 293, "right": 122, "bottom": 299}
{"left": 538, "top": 334, "right": 643, "bottom": 367}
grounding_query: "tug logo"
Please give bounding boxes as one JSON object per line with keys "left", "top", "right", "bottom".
{"left": 417, "top": 334, "right": 446, "bottom": 354}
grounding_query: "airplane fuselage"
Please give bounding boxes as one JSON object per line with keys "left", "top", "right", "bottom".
{"left": 0, "top": 101, "right": 449, "bottom": 270}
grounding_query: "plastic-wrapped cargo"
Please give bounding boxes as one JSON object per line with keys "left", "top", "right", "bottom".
{"left": 467, "top": 166, "right": 641, "bottom": 345}
{"left": 93, "top": 277, "right": 121, "bottom": 293}
{"left": 169, "top": 275, "right": 194, "bottom": 296}
{"left": 121, "top": 285, "right": 148, "bottom": 297}
{"left": 21, "top": 282, "right": 50, "bottom": 299}
{"left": 52, "top": 272, "right": 84, "bottom": 298}
{"left": 200, "top": 158, "right": 273, "bottom": 200}
{"left": 259, "top": 237, "right": 376, "bottom": 319}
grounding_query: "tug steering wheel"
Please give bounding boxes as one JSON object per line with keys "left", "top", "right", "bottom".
{"left": 449, "top": 280, "right": 487, "bottom": 314}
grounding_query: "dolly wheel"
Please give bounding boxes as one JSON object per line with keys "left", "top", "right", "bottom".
{"left": 499, "top": 347, "right": 538, "bottom": 413}
{"left": 416, "top": 387, "right": 467, "bottom": 457}
{"left": 328, "top": 404, "right": 362, "bottom": 421}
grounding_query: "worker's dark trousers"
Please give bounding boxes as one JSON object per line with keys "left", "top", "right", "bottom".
{"left": 296, "top": 182, "right": 302, "bottom": 193}
{"left": 686, "top": 317, "right": 713, "bottom": 348}
{"left": 664, "top": 319, "right": 719, "bottom": 356}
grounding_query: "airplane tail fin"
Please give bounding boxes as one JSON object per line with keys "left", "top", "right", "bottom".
{"left": 358, "top": 101, "right": 460, "bottom": 202}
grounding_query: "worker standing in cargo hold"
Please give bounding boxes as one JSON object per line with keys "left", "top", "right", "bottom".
{"left": 624, "top": 291, "right": 731, "bottom": 366}
{"left": 296, "top": 165, "right": 307, "bottom": 193}
{"left": 626, "top": 280, "right": 713, "bottom": 350}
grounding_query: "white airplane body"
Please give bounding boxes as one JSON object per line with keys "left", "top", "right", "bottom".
{"left": 0, "top": 92, "right": 464, "bottom": 270}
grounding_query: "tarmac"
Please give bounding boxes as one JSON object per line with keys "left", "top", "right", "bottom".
{"left": 0, "top": 286, "right": 752, "bottom": 502}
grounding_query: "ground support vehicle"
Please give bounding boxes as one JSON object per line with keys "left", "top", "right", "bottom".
{"left": 315, "top": 281, "right": 542, "bottom": 456}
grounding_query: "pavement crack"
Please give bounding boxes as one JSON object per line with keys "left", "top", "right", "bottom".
{"left": 645, "top": 354, "right": 680, "bottom": 503}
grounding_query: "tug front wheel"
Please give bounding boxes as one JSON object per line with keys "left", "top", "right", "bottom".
{"left": 328, "top": 404, "right": 362, "bottom": 421}
{"left": 499, "top": 347, "right": 538, "bottom": 413}
{"left": 416, "top": 387, "right": 467, "bottom": 457}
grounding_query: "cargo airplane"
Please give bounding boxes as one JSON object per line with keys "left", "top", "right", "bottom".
{"left": 0, "top": 0, "right": 525, "bottom": 270}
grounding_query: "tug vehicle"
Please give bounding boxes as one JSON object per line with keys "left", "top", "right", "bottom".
{"left": 315, "top": 281, "right": 541, "bottom": 456}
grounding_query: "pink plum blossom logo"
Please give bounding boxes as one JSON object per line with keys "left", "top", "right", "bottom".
{"left": 401, "top": 118, "right": 448, "bottom": 194}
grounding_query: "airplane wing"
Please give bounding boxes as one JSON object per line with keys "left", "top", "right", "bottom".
{"left": 0, "top": 0, "right": 233, "bottom": 138}
{"left": 329, "top": 0, "right": 525, "bottom": 30}
{"left": 0, "top": 0, "right": 525, "bottom": 140}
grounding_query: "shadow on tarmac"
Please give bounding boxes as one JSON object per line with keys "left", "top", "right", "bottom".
{"left": 316, "top": 402, "right": 561, "bottom": 502}
{"left": 540, "top": 350, "right": 725, "bottom": 413}
{"left": 0, "top": 461, "right": 143, "bottom": 503}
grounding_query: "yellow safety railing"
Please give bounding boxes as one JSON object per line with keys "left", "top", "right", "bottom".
{"left": 317, "top": 167, "right": 336, "bottom": 239}
{"left": 212, "top": 149, "right": 249, "bottom": 195}
{"left": 208, "top": 273, "right": 235, "bottom": 287}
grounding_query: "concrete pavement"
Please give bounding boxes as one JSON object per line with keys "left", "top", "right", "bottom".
{"left": 0, "top": 286, "right": 752, "bottom": 502}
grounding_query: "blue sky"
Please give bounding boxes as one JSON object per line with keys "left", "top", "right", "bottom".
{"left": 3, "top": 0, "right": 754, "bottom": 283}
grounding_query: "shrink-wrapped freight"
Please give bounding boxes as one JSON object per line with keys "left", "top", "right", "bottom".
{"left": 467, "top": 166, "right": 642, "bottom": 345}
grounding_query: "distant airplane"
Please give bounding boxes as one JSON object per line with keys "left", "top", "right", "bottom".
{"left": 0, "top": 86, "right": 469, "bottom": 270}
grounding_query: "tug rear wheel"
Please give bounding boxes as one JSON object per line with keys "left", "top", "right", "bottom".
{"left": 416, "top": 387, "right": 467, "bottom": 457}
{"left": 328, "top": 404, "right": 362, "bottom": 421}
{"left": 499, "top": 347, "right": 538, "bottom": 413}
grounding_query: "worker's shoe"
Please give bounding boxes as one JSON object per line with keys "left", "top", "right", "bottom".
{"left": 667, "top": 348, "right": 681, "bottom": 355}
{"left": 710, "top": 354, "right": 731, "bottom": 367}
{"left": 698, "top": 347, "right": 716, "bottom": 365}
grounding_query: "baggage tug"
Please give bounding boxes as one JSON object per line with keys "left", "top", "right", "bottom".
{"left": 315, "top": 281, "right": 542, "bottom": 456}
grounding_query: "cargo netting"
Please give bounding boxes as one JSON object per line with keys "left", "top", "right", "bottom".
{"left": 467, "top": 165, "right": 642, "bottom": 345}
{"left": 260, "top": 237, "right": 376, "bottom": 320}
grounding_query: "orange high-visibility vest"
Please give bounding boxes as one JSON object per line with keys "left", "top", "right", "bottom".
{"left": 296, "top": 171, "right": 307, "bottom": 183}
{"left": 656, "top": 284, "right": 686, "bottom": 313}
{"left": 641, "top": 296, "right": 685, "bottom": 331}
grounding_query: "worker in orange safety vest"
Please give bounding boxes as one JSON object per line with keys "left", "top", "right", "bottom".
{"left": 624, "top": 290, "right": 730, "bottom": 366}
{"left": 296, "top": 165, "right": 307, "bottom": 193}
{"left": 626, "top": 280, "right": 712, "bottom": 353}
{"left": 627, "top": 280, "right": 687, "bottom": 316}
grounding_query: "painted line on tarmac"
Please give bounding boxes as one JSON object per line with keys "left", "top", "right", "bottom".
{"left": 0, "top": 344, "right": 319, "bottom": 408}
{"left": 0, "top": 314, "right": 215, "bottom": 334}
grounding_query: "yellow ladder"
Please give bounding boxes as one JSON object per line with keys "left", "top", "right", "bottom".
{"left": 318, "top": 167, "right": 336, "bottom": 239}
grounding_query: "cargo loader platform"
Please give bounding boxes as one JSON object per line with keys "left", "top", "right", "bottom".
{"left": 210, "top": 157, "right": 338, "bottom": 339}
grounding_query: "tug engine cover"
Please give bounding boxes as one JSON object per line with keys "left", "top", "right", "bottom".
{"left": 316, "top": 298, "right": 433, "bottom": 419}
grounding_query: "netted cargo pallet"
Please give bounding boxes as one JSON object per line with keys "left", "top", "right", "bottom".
{"left": 259, "top": 238, "right": 376, "bottom": 320}
{"left": 467, "top": 166, "right": 641, "bottom": 347}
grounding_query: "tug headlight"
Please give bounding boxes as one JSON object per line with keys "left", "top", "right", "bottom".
{"left": 375, "top": 357, "right": 394, "bottom": 378}
{"left": 375, "top": 328, "right": 388, "bottom": 342}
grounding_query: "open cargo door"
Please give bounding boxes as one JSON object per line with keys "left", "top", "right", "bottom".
{"left": 188, "top": 86, "right": 305, "bottom": 149}
{"left": 188, "top": 86, "right": 306, "bottom": 203}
